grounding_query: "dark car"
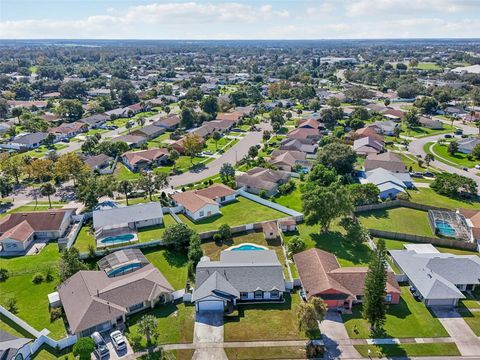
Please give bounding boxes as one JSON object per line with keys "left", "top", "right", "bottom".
{"left": 91, "top": 332, "right": 109, "bottom": 359}
{"left": 444, "top": 134, "right": 452, "bottom": 138}
{"left": 423, "top": 172, "right": 435, "bottom": 178}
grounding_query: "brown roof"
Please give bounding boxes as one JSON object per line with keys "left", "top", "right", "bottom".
{"left": 294, "top": 248, "right": 400, "bottom": 299}
{"left": 287, "top": 127, "right": 320, "bottom": 140}
{"left": 0, "top": 210, "right": 73, "bottom": 236}
{"left": 459, "top": 209, "right": 480, "bottom": 229}
{"left": 194, "top": 184, "right": 236, "bottom": 200}
{"left": 236, "top": 167, "right": 290, "bottom": 192}
{"left": 0, "top": 221, "right": 34, "bottom": 242}
{"left": 278, "top": 218, "right": 296, "bottom": 226}
{"left": 171, "top": 191, "right": 218, "bottom": 213}
{"left": 262, "top": 221, "right": 278, "bottom": 234}
{"left": 298, "top": 118, "right": 320, "bottom": 129}
{"left": 355, "top": 126, "right": 384, "bottom": 142}
{"left": 58, "top": 263, "right": 173, "bottom": 334}
{"left": 216, "top": 112, "right": 242, "bottom": 122}
{"left": 155, "top": 115, "right": 181, "bottom": 127}
{"left": 382, "top": 109, "right": 405, "bottom": 119}
{"left": 123, "top": 148, "right": 169, "bottom": 166}
{"left": 364, "top": 152, "right": 406, "bottom": 172}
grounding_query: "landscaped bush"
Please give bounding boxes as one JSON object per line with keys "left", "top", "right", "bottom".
{"left": 5, "top": 296, "right": 17, "bottom": 313}
{"left": 278, "top": 179, "right": 296, "bottom": 195}
{"left": 287, "top": 236, "right": 306, "bottom": 258}
{"left": 50, "top": 307, "right": 63, "bottom": 322}
{"left": 0, "top": 268, "right": 9, "bottom": 282}
{"left": 213, "top": 233, "right": 222, "bottom": 243}
{"left": 32, "top": 272, "right": 45, "bottom": 284}
{"left": 45, "top": 267, "right": 54, "bottom": 282}
{"left": 218, "top": 224, "right": 231, "bottom": 240}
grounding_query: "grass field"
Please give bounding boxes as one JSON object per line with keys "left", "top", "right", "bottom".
{"left": 224, "top": 346, "right": 310, "bottom": 359}
{"left": 141, "top": 246, "right": 188, "bottom": 290}
{"left": 178, "top": 196, "right": 288, "bottom": 233}
{"left": 343, "top": 287, "right": 449, "bottom": 339}
{"left": 274, "top": 183, "right": 303, "bottom": 212}
{"left": 408, "top": 187, "right": 480, "bottom": 210}
{"left": 431, "top": 142, "right": 478, "bottom": 168}
{"left": 354, "top": 343, "right": 460, "bottom": 358}
{"left": 357, "top": 207, "right": 435, "bottom": 237}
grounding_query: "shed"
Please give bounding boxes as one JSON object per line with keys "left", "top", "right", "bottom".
{"left": 48, "top": 291, "right": 61, "bottom": 308}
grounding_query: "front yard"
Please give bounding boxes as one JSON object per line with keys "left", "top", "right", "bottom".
{"left": 407, "top": 187, "right": 480, "bottom": 210}
{"left": 0, "top": 243, "right": 67, "bottom": 339}
{"left": 178, "top": 196, "right": 289, "bottom": 233}
{"left": 343, "top": 287, "right": 449, "bottom": 339}
{"left": 357, "top": 207, "right": 435, "bottom": 238}
{"left": 224, "top": 346, "right": 311, "bottom": 359}
{"left": 354, "top": 343, "right": 460, "bottom": 358}
{"left": 224, "top": 292, "right": 319, "bottom": 341}
{"left": 431, "top": 142, "right": 478, "bottom": 168}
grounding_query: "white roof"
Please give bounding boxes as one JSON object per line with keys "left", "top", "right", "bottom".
{"left": 93, "top": 202, "right": 163, "bottom": 230}
{"left": 48, "top": 291, "right": 60, "bottom": 304}
{"left": 404, "top": 244, "right": 439, "bottom": 254}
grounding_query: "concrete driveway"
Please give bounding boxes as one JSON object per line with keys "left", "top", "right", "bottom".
{"left": 192, "top": 312, "right": 227, "bottom": 360}
{"left": 320, "top": 311, "right": 361, "bottom": 359}
{"left": 433, "top": 308, "right": 480, "bottom": 356}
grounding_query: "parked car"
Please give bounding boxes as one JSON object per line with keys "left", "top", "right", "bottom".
{"left": 91, "top": 332, "right": 109, "bottom": 359}
{"left": 423, "top": 172, "right": 435, "bottom": 178}
{"left": 444, "top": 134, "right": 452, "bottom": 138}
{"left": 110, "top": 330, "right": 127, "bottom": 352}
{"left": 61, "top": 138, "right": 70, "bottom": 143}
{"left": 475, "top": 164, "right": 480, "bottom": 170}
{"left": 463, "top": 167, "right": 469, "bottom": 171}
{"left": 454, "top": 129, "right": 463, "bottom": 135}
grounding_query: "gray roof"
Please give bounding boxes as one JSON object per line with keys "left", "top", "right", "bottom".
{"left": 0, "top": 330, "right": 31, "bottom": 360}
{"left": 194, "top": 250, "right": 285, "bottom": 298}
{"left": 93, "top": 202, "right": 163, "bottom": 230}
{"left": 365, "top": 168, "right": 411, "bottom": 187}
{"left": 364, "top": 152, "right": 407, "bottom": 173}
{"left": 390, "top": 250, "right": 480, "bottom": 300}
{"left": 458, "top": 137, "right": 480, "bottom": 151}
{"left": 13, "top": 132, "right": 48, "bottom": 145}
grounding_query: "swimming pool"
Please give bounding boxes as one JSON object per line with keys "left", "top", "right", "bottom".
{"left": 100, "top": 233, "right": 136, "bottom": 245}
{"left": 434, "top": 220, "right": 456, "bottom": 237}
{"left": 229, "top": 243, "right": 267, "bottom": 251}
{"left": 107, "top": 263, "right": 142, "bottom": 277}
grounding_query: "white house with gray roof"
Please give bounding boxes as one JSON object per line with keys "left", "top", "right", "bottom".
{"left": 360, "top": 167, "right": 413, "bottom": 199}
{"left": 193, "top": 250, "right": 286, "bottom": 312}
{"left": 390, "top": 249, "right": 480, "bottom": 307}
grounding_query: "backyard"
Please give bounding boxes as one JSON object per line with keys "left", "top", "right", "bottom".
{"left": 357, "top": 207, "right": 436, "bottom": 238}
{"left": 343, "top": 287, "right": 449, "bottom": 339}
{"left": 407, "top": 187, "right": 480, "bottom": 210}
{"left": 0, "top": 243, "right": 67, "bottom": 339}
{"left": 178, "top": 196, "right": 289, "bottom": 233}
{"left": 224, "top": 292, "right": 319, "bottom": 342}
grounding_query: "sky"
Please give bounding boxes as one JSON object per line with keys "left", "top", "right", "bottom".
{"left": 1, "top": 0, "right": 480, "bottom": 39}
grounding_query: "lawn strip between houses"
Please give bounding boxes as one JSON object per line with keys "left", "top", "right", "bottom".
{"left": 354, "top": 343, "right": 460, "bottom": 358}
{"left": 224, "top": 346, "right": 310, "bottom": 359}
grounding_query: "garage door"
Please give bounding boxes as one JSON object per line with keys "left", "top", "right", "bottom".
{"left": 427, "top": 299, "right": 456, "bottom": 307}
{"left": 197, "top": 300, "right": 224, "bottom": 312}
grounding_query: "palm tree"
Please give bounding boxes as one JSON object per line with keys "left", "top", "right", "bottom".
{"left": 40, "top": 182, "right": 56, "bottom": 208}
{"left": 137, "top": 315, "right": 158, "bottom": 346}
{"left": 117, "top": 180, "right": 134, "bottom": 206}
{"left": 212, "top": 131, "right": 221, "bottom": 151}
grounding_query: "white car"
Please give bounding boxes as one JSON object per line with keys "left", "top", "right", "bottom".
{"left": 475, "top": 164, "right": 480, "bottom": 170}
{"left": 110, "top": 330, "right": 127, "bottom": 351}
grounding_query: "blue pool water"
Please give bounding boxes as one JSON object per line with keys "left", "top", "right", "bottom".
{"left": 435, "top": 220, "right": 456, "bottom": 237}
{"left": 231, "top": 244, "right": 265, "bottom": 251}
{"left": 100, "top": 233, "right": 135, "bottom": 245}
{"left": 108, "top": 263, "right": 142, "bottom": 277}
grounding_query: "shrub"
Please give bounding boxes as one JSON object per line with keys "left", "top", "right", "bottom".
{"left": 45, "top": 267, "right": 54, "bottom": 282}
{"left": 213, "top": 233, "right": 222, "bottom": 243}
{"left": 0, "top": 268, "right": 9, "bottom": 282}
{"left": 218, "top": 224, "right": 231, "bottom": 240}
{"left": 32, "top": 272, "right": 45, "bottom": 284}
{"left": 87, "top": 244, "right": 96, "bottom": 259}
{"left": 50, "top": 307, "right": 63, "bottom": 322}
{"left": 396, "top": 192, "right": 410, "bottom": 201}
{"left": 259, "top": 190, "right": 267, "bottom": 199}
{"left": 5, "top": 296, "right": 17, "bottom": 313}
{"left": 287, "top": 236, "right": 306, "bottom": 258}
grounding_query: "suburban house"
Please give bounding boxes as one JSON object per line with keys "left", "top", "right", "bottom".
{"left": 83, "top": 154, "right": 114, "bottom": 173}
{"left": 130, "top": 124, "right": 165, "bottom": 140}
{"left": 153, "top": 115, "right": 181, "bottom": 130}
{"left": 360, "top": 167, "right": 413, "bottom": 199}
{"left": 215, "top": 111, "right": 243, "bottom": 124}
{"left": 390, "top": 247, "right": 480, "bottom": 307}
{"left": 382, "top": 108, "right": 405, "bottom": 121}
{"left": 294, "top": 248, "right": 400, "bottom": 310}
{"left": 268, "top": 150, "right": 313, "bottom": 172}
{"left": 458, "top": 209, "right": 480, "bottom": 242}
{"left": 105, "top": 107, "right": 127, "bottom": 119}
{"left": 373, "top": 120, "right": 398, "bottom": 136}
{"left": 93, "top": 202, "right": 163, "bottom": 240}
{"left": 287, "top": 127, "right": 321, "bottom": 142}
{"left": 0, "top": 329, "right": 32, "bottom": 360}
{"left": 171, "top": 184, "right": 236, "bottom": 221}
{"left": 122, "top": 148, "right": 170, "bottom": 172}
{"left": 192, "top": 250, "right": 286, "bottom": 312}
{"left": 236, "top": 167, "right": 291, "bottom": 197}
{"left": 280, "top": 138, "right": 317, "bottom": 154}
{"left": 78, "top": 114, "right": 109, "bottom": 129}
{"left": 364, "top": 152, "right": 407, "bottom": 173}
{"left": 49, "top": 122, "right": 88, "bottom": 140}
{"left": 0, "top": 209, "right": 75, "bottom": 253}
{"left": 57, "top": 249, "right": 174, "bottom": 337}
{"left": 0, "top": 132, "right": 48, "bottom": 150}
{"left": 353, "top": 136, "right": 385, "bottom": 156}
{"left": 354, "top": 126, "right": 384, "bottom": 143}
{"left": 457, "top": 137, "right": 480, "bottom": 154}
{"left": 298, "top": 118, "right": 321, "bottom": 129}
{"left": 111, "top": 134, "right": 147, "bottom": 148}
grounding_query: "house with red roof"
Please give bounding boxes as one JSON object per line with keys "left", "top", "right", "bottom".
{"left": 122, "top": 148, "right": 170, "bottom": 172}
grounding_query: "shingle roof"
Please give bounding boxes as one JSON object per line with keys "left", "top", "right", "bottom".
{"left": 364, "top": 152, "right": 407, "bottom": 172}
{"left": 171, "top": 191, "right": 218, "bottom": 213}
{"left": 123, "top": 148, "right": 169, "bottom": 166}
{"left": 236, "top": 167, "right": 290, "bottom": 192}
{"left": 93, "top": 202, "right": 163, "bottom": 230}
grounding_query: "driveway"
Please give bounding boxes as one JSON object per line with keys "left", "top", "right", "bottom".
{"left": 432, "top": 308, "right": 480, "bottom": 356}
{"left": 319, "top": 311, "right": 361, "bottom": 359}
{"left": 169, "top": 122, "right": 271, "bottom": 187}
{"left": 192, "top": 312, "right": 227, "bottom": 360}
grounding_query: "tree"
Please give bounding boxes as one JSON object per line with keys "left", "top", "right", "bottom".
{"left": 125, "top": 121, "right": 133, "bottom": 133}
{"left": 54, "top": 153, "right": 88, "bottom": 185}
{"left": 212, "top": 131, "right": 222, "bottom": 150}
{"left": 180, "top": 107, "right": 196, "bottom": 129}
{"left": 137, "top": 315, "right": 159, "bottom": 345}
{"left": 362, "top": 238, "right": 388, "bottom": 333}
{"left": 182, "top": 133, "right": 203, "bottom": 165}
{"left": 447, "top": 140, "right": 458, "bottom": 155}
{"left": 339, "top": 217, "right": 369, "bottom": 244}
{"left": 1, "top": 155, "right": 24, "bottom": 184}
{"left": 393, "top": 126, "right": 402, "bottom": 139}
{"left": 169, "top": 149, "right": 179, "bottom": 170}
{"left": 0, "top": 176, "right": 13, "bottom": 199}
{"left": 73, "top": 337, "right": 95, "bottom": 360}
{"left": 320, "top": 107, "right": 344, "bottom": 130}
{"left": 351, "top": 107, "right": 369, "bottom": 121}
{"left": 59, "top": 81, "right": 86, "bottom": 99}
{"left": 218, "top": 224, "right": 231, "bottom": 240}
{"left": 25, "top": 158, "right": 54, "bottom": 182}
{"left": 138, "top": 171, "right": 169, "bottom": 201}
{"left": 57, "top": 99, "right": 84, "bottom": 121}
{"left": 472, "top": 144, "right": 480, "bottom": 160}
{"left": 414, "top": 96, "right": 438, "bottom": 114}
{"left": 220, "top": 163, "right": 235, "bottom": 183}
{"left": 201, "top": 95, "right": 219, "bottom": 116}
{"left": 431, "top": 173, "right": 477, "bottom": 198}
{"left": 117, "top": 180, "right": 134, "bottom": 205}
{"left": 97, "top": 141, "right": 129, "bottom": 158}
{"left": 296, "top": 297, "right": 327, "bottom": 333}
{"left": 163, "top": 223, "right": 194, "bottom": 251}
{"left": 348, "top": 183, "right": 380, "bottom": 206}
{"left": 0, "top": 97, "right": 8, "bottom": 119}
{"left": 425, "top": 153, "right": 435, "bottom": 166}
{"left": 345, "top": 85, "right": 374, "bottom": 103}
{"left": 75, "top": 174, "right": 116, "bottom": 209}
{"left": 187, "top": 233, "right": 203, "bottom": 276}
{"left": 307, "top": 164, "right": 338, "bottom": 187}
{"left": 263, "top": 130, "right": 271, "bottom": 143}
{"left": 248, "top": 145, "right": 258, "bottom": 161}
{"left": 269, "top": 108, "right": 285, "bottom": 132}
{"left": 40, "top": 182, "right": 56, "bottom": 208}
{"left": 59, "top": 247, "right": 87, "bottom": 282}
{"left": 287, "top": 236, "right": 306, "bottom": 258}
{"left": 404, "top": 109, "right": 419, "bottom": 128}
{"left": 302, "top": 183, "right": 353, "bottom": 232}
{"left": 317, "top": 142, "right": 357, "bottom": 175}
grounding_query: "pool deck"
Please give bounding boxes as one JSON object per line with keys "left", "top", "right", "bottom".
{"left": 96, "top": 232, "right": 139, "bottom": 249}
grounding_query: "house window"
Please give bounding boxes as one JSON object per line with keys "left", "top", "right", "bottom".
{"left": 240, "top": 292, "right": 248, "bottom": 299}
{"left": 384, "top": 294, "right": 392, "bottom": 302}
{"left": 199, "top": 211, "right": 204, "bottom": 217}
{"left": 129, "top": 302, "right": 144, "bottom": 312}
{"left": 357, "top": 295, "right": 364, "bottom": 301}
{"left": 254, "top": 290, "right": 263, "bottom": 299}
{"left": 220, "top": 196, "right": 225, "bottom": 202}
{"left": 270, "top": 290, "right": 279, "bottom": 299}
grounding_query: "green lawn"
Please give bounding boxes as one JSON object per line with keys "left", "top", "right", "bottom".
{"left": 32, "top": 345, "right": 73, "bottom": 360}
{"left": 0, "top": 314, "right": 34, "bottom": 338}
{"left": 125, "top": 302, "right": 195, "bottom": 350}
{"left": 0, "top": 243, "right": 67, "bottom": 339}
{"left": 274, "top": 183, "right": 303, "bottom": 212}
{"left": 147, "top": 132, "right": 172, "bottom": 149}
{"left": 22, "top": 144, "right": 69, "bottom": 159}
{"left": 432, "top": 142, "right": 478, "bottom": 168}
{"left": 354, "top": 343, "right": 460, "bottom": 358}
{"left": 224, "top": 292, "right": 319, "bottom": 341}
{"left": 224, "top": 346, "right": 310, "bottom": 359}
{"left": 357, "top": 207, "right": 435, "bottom": 237}
{"left": 7, "top": 204, "right": 65, "bottom": 213}
{"left": 408, "top": 187, "right": 480, "bottom": 210}
{"left": 343, "top": 287, "right": 449, "bottom": 339}
{"left": 376, "top": 237, "right": 479, "bottom": 256}
{"left": 283, "top": 222, "right": 372, "bottom": 267}
{"left": 396, "top": 152, "right": 435, "bottom": 173}
{"left": 114, "top": 163, "right": 141, "bottom": 181}
{"left": 400, "top": 124, "right": 452, "bottom": 139}
{"left": 416, "top": 62, "right": 442, "bottom": 70}
{"left": 74, "top": 223, "right": 95, "bottom": 252}
{"left": 141, "top": 247, "right": 188, "bottom": 290}
{"left": 178, "top": 196, "right": 288, "bottom": 233}
{"left": 204, "top": 137, "right": 231, "bottom": 152}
